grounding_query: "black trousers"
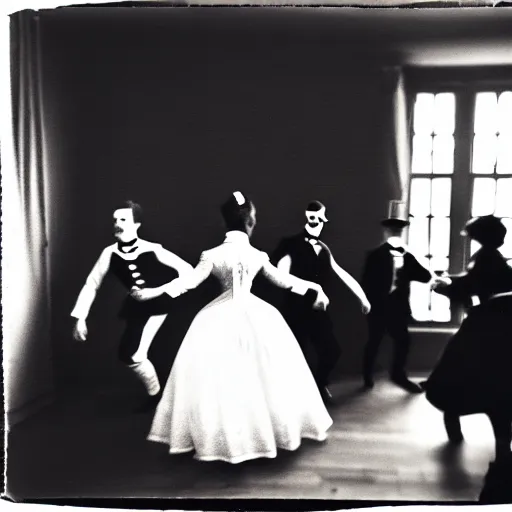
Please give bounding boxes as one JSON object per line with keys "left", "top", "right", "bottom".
{"left": 489, "top": 412, "right": 512, "bottom": 447}
{"left": 363, "top": 309, "right": 412, "bottom": 380}
{"left": 117, "top": 313, "right": 166, "bottom": 368}
{"left": 284, "top": 303, "right": 341, "bottom": 389}
{"left": 485, "top": 410, "right": 511, "bottom": 459}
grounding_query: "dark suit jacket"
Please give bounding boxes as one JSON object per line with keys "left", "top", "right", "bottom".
{"left": 272, "top": 233, "right": 332, "bottom": 288}
{"left": 361, "top": 242, "right": 431, "bottom": 316}
{"left": 271, "top": 232, "right": 333, "bottom": 310}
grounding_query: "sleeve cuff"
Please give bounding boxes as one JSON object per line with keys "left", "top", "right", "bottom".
{"left": 70, "top": 310, "right": 85, "bottom": 320}
{"left": 291, "top": 280, "right": 309, "bottom": 296}
{"left": 163, "top": 281, "right": 182, "bottom": 298}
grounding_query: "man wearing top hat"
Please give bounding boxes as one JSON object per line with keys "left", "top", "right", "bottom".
{"left": 361, "top": 200, "right": 432, "bottom": 393}
{"left": 71, "top": 200, "right": 193, "bottom": 411}
{"left": 272, "top": 200, "right": 371, "bottom": 403}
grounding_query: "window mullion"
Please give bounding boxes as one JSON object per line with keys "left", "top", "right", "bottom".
{"left": 449, "top": 90, "right": 475, "bottom": 323}
{"left": 450, "top": 90, "right": 474, "bottom": 275}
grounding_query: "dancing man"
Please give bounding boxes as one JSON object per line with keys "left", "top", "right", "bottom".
{"left": 71, "top": 200, "right": 193, "bottom": 411}
{"left": 272, "top": 200, "right": 371, "bottom": 403}
{"left": 361, "top": 200, "right": 432, "bottom": 393}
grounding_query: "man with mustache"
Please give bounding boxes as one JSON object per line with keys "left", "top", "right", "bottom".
{"left": 71, "top": 200, "right": 193, "bottom": 411}
{"left": 272, "top": 200, "right": 371, "bottom": 403}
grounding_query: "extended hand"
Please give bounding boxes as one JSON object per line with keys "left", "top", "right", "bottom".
{"left": 361, "top": 299, "right": 371, "bottom": 315}
{"left": 313, "top": 289, "right": 330, "bottom": 311}
{"left": 130, "top": 286, "right": 162, "bottom": 302}
{"left": 431, "top": 277, "right": 451, "bottom": 292}
{"left": 73, "top": 319, "right": 88, "bottom": 342}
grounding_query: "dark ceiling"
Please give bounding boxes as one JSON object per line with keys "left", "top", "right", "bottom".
{"left": 43, "top": 5, "right": 512, "bottom": 66}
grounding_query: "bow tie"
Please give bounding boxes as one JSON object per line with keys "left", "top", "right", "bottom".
{"left": 389, "top": 245, "right": 405, "bottom": 255}
{"left": 118, "top": 238, "right": 138, "bottom": 253}
{"left": 305, "top": 237, "right": 319, "bottom": 245}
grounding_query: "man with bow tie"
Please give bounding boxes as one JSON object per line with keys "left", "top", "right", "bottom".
{"left": 272, "top": 200, "right": 371, "bottom": 403}
{"left": 361, "top": 200, "right": 432, "bottom": 393}
{"left": 71, "top": 200, "right": 193, "bottom": 411}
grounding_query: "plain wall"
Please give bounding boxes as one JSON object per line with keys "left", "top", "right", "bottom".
{"left": 38, "top": 7, "right": 451, "bottom": 396}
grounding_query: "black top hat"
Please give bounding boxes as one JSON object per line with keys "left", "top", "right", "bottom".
{"left": 381, "top": 200, "right": 411, "bottom": 228}
{"left": 462, "top": 215, "right": 507, "bottom": 248}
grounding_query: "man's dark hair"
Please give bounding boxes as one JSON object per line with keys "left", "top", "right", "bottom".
{"left": 306, "top": 200, "right": 325, "bottom": 212}
{"left": 115, "top": 200, "right": 143, "bottom": 223}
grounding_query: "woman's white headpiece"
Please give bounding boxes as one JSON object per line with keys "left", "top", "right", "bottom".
{"left": 233, "top": 191, "right": 246, "bottom": 206}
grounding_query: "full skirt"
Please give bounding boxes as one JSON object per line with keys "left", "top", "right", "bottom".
{"left": 424, "top": 296, "right": 512, "bottom": 416}
{"left": 148, "top": 291, "right": 333, "bottom": 463}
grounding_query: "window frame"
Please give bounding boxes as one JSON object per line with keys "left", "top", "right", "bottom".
{"left": 404, "top": 66, "right": 512, "bottom": 330}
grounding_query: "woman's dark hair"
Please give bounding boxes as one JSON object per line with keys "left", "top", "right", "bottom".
{"left": 220, "top": 192, "right": 255, "bottom": 233}
{"left": 464, "top": 215, "right": 507, "bottom": 249}
{"left": 115, "top": 200, "right": 143, "bottom": 223}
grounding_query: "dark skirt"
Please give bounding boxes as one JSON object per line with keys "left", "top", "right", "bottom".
{"left": 424, "top": 296, "right": 512, "bottom": 417}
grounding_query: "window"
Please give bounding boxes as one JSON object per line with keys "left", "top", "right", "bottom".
{"left": 409, "top": 92, "right": 454, "bottom": 322}
{"left": 468, "top": 92, "right": 512, "bottom": 261}
{"left": 407, "top": 70, "right": 512, "bottom": 325}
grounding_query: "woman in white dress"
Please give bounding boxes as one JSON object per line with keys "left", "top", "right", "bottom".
{"left": 130, "top": 191, "right": 333, "bottom": 463}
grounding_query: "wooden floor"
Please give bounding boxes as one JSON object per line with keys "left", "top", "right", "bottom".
{"left": 6, "top": 377, "right": 495, "bottom": 502}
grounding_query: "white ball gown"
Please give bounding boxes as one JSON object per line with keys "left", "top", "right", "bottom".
{"left": 147, "top": 231, "right": 333, "bottom": 463}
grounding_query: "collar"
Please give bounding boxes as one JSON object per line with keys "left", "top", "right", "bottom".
{"left": 224, "top": 231, "right": 250, "bottom": 244}
{"left": 118, "top": 237, "right": 138, "bottom": 248}
{"left": 304, "top": 225, "right": 323, "bottom": 240}
{"left": 117, "top": 238, "right": 139, "bottom": 253}
{"left": 386, "top": 236, "right": 404, "bottom": 250}
{"left": 303, "top": 229, "right": 320, "bottom": 241}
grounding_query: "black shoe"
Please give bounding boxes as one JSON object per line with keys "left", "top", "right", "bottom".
{"left": 133, "top": 393, "right": 161, "bottom": 413}
{"left": 444, "top": 415, "right": 464, "bottom": 444}
{"left": 479, "top": 455, "right": 512, "bottom": 504}
{"left": 391, "top": 375, "right": 423, "bottom": 394}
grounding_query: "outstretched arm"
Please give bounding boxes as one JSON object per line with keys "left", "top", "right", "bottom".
{"left": 153, "top": 245, "right": 194, "bottom": 276}
{"left": 131, "top": 253, "right": 213, "bottom": 302}
{"left": 318, "top": 242, "right": 370, "bottom": 313}
{"left": 260, "top": 256, "right": 329, "bottom": 311}
{"left": 71, "top": 248, "right": 112, "bottom": 341}
{"left": 432, "top": 256, "right": 482, "bottom": 303}
{"left": 406, "top": 249, "right": 433, "bottom": 284}
{"left": 164, "top": 253, "right": 213, "bottom": 297}
{"left": 276, "top": 254, "right": 292, "bottom": 273}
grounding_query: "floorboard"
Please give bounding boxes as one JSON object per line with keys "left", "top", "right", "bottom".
{"left": 5, "top": 377, "right": 496, "bottom": 501}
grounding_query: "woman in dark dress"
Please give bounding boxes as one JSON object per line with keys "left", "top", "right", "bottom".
{"left": 423, "top": 215, "right": 512, "bottom": 502}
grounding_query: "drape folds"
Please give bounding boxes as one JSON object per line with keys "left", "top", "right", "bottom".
{"left": 382, "top": 66, "right": 413, "bottom": 204}
{"left": 2, "top": 10, "right": 54, "bottom": 423}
